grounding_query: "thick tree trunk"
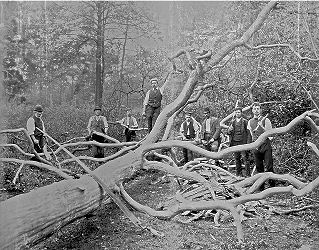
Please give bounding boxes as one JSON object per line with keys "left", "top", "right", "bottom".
{"left": 0, "top": 150, "right": 143, "bottom": 249}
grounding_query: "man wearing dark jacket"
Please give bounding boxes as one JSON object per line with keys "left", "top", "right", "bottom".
{"left": 227, "top": 106, "right": 251, "bottom": 176}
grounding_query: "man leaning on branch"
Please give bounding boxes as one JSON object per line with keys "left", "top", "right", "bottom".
{"left": 87, "top": 106, "right": 109, "bottom": 158}
{"left": 227, "top": 106, "right": 251, "bottom": 177}
{"left": 247, "top": 102, "right": 275, "bottom": 189}
{"left": 142, "top": 78, "right": 164, "bottom": 133}
{"left": 26, "top": 104, "right": 46, "bottom": 161}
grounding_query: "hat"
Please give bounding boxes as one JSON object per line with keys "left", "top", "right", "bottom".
{"left": 150, "top": 78, "right": 158, "bottom": 83}
{"left": 94, "top": 106, "right": 102, "bottom": 111}
{"left": 34, "top": 104, "right": 43, "bottom": 112}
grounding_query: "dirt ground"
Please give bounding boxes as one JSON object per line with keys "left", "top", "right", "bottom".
{"left": 24, "top": 170, "right": 319, "bottom": 250}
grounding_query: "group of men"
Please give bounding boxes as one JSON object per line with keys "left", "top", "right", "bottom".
{"left": 178, "top": 102, "right": 274, "bottom": 186}
{"left": 179, "top": 107, "right": 221, "bottom": 164}
{"left": 26, "top": 104, "right": 140, "bottom": 159}
{"left": 26, "top": 77, "right": 274, "bottom": 186}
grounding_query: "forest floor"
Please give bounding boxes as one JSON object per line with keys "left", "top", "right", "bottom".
{"left": 10, "top": 169, "right": 314, "bottom": 250}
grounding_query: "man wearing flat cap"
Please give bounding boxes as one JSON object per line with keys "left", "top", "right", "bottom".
{"left": 26, "top": 104, "right": 46, "bottom": 157}
{"left": 227, "top": 106, "right": 251, "bottom": 177}
{"left": 87, "top": 106, "right": 109, "bottom": 158}
{"left": 142, "top": 78, "right": 164, "bottom": 133}
{"left": 179, "top": 110, "right": 201, "bottom": 163}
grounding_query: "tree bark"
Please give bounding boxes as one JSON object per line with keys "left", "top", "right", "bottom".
{"left": 0, "top": 150, "right": 143, "bottom": 249}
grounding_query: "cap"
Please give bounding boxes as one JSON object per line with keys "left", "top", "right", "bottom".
{"left": 34, "top": 105, "right": 43, "bottom": 112}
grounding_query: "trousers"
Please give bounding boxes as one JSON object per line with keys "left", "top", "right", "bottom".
{"left": 145, "top": 105, "right": 161, "bottom": 133}
{"left": 230, "top": 140, "right": 250, "bottom": 177}
{"left": 92, "top": 133, "right": 105, "bottom": 158}
{"left": 125, "top": 128, "right": 136, "bottom": 142}
{"left": 252, "top": 138, "right": 275, "bottom": 188}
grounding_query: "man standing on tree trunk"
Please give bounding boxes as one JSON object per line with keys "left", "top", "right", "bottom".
{"left": 247, "top": 102, "right": 275, "bottom": 189}
{"left": 142, "top": 78, "right": 163, "bottom": 133}
{"left": 26, "top": 105, "right": 46, "bottom": 160}
{"left": 227, "top": 106, "right": 251, "bottom": 177}
{"left": 87, "top": 106, "right": 109, "bottom": 158}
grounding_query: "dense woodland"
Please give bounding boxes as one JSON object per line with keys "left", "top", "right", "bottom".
{"left": 1, "top": 1, "right": 319, "bottom": 249}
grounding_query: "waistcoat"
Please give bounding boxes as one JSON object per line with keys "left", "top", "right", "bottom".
{"left": 91, "top": 117, "right": 105, "bottom": 133}
{"left": 232, "top": 118, "right": 246, "bottom": 142}
{"left": 183, "top": 120, "right": 195, "bottom": 138}
{"left": 148, "top": 89, "right": 162, "bottom": 108}
{"left": 249, "top": 117, "right": 266, "bottom": 142}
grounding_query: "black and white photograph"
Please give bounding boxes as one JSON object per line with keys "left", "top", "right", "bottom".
{"left": 0, "top": 1, "right": 319, "bottom": 249}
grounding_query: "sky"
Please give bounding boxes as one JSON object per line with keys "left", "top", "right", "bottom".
{"left": 136, "top": 1, "right": 226, "bottom": 51}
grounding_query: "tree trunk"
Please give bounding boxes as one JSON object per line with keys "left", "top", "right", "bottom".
{"left": 0, "top": 150, "right": 143, "bottom": 249}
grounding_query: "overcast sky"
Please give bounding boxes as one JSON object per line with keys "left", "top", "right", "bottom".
{"left": 137, "top": 1, "right": 226, "bottom": 51}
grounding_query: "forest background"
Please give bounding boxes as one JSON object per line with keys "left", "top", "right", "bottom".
{"left": 1, "top": 1, "right": 319, "bottom": 249}
{"left": 1, "top": 1, "right": 319, "bottom": 178}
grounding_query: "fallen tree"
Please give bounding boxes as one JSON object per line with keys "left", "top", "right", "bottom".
{"left": 1, "top": 1, "right": 319, "bottom": 249}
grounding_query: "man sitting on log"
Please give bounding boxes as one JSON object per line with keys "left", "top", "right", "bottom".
{"left": 116, "top": 108, "right": 139, "bottom": 142}
{"left": 87, "top": 106, "right": 109, "bottom": 158}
